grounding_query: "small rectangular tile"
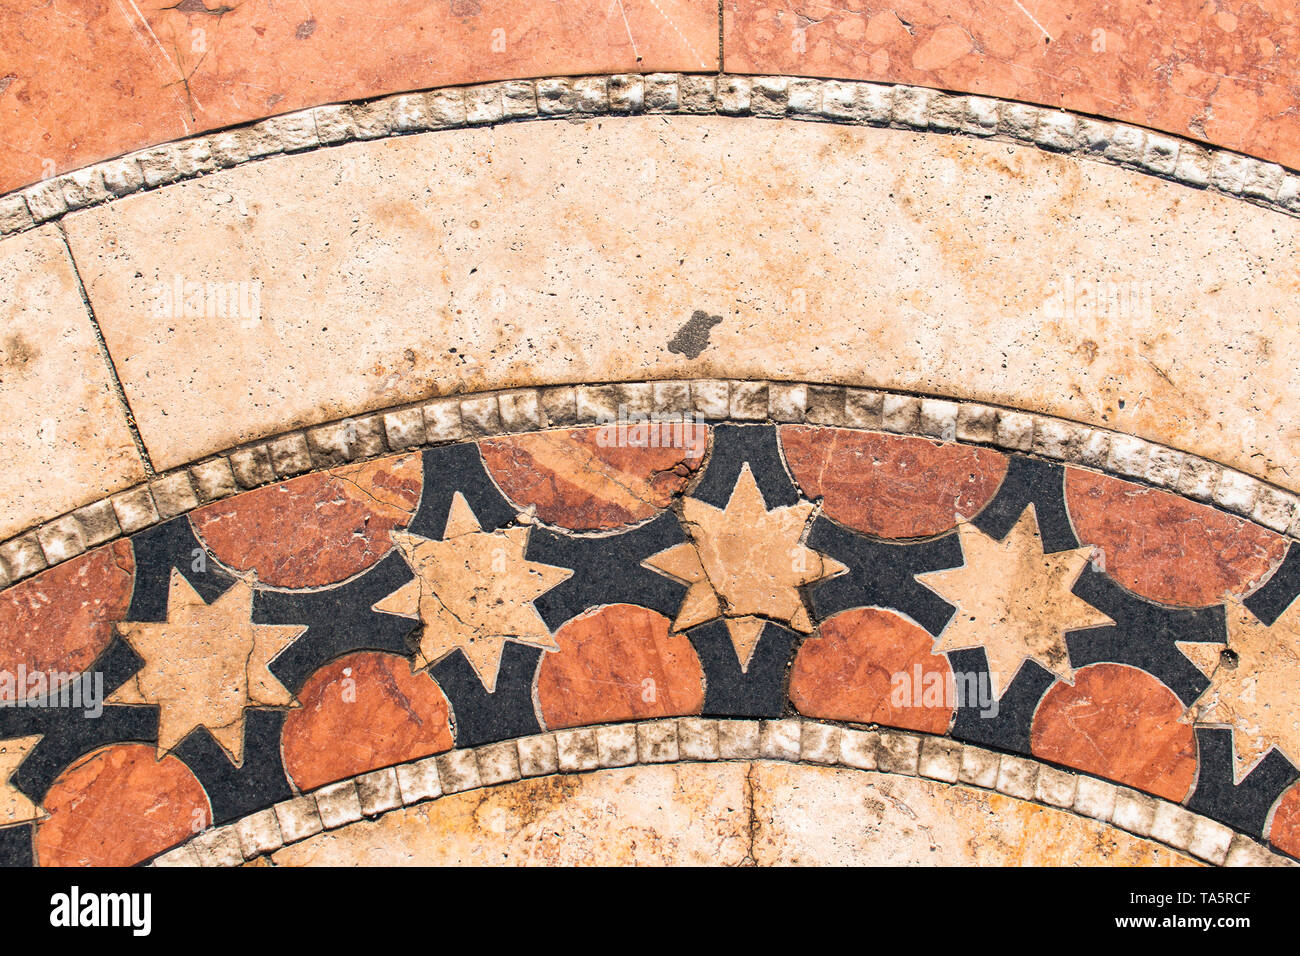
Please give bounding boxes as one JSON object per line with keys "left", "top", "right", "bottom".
{"left": 517, "top": 734, "right": 560, "bottom": 777}
{"left": 395, "top": 756, "right": 443, "bottom": 805}
{"left": 437, "top": 749, "right": 483, "bottom": 793}
{"left": 314, "top": 780, "right": 363, "bottom": 829}
{"left": 918, "top": 737, "right": 961, "bottom": 783}
{"left": 234, "top": 808, "right": 284, "bottom": 859}
{"left": 637, "top": 720, "right": 680, "bottom": 763}
{"left": 876, "top": 730, "right": 920, "bottom": 775}
{"left": 476, "top": 741, "right": 522, "bottom": 785}
{"left": 355, "top": 767, "right": 403, "bottom": 816}
{"left": 677, "top": 718, "right": 720, "bottom": 761}
{"left": 838, "top": 728, "right": 879, "bottom": 770}
{"left": 555, "top": 727, "right": 601, "bottom": 772}
{"left": 273, "top": 795, "right": 323, "bottom": 844}
{"left": 595, "top": 723, "right": 638, "bottom": 768}
{"left": 718, "top": 720, "right": 760, "bottom": 759}
{"left": 800, "top": 722, "right": 841, "bottom": 765}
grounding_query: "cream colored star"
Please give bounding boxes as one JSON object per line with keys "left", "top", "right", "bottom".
{"left": 110, "top": 572, "right": 304, "bottom": 765}
{"left": 916, "top": 504, "right": 1112, "bottom": 699}
{"left": 642, "top": 464, "right": 846, "bottom": 671}
{"left": 1178, "top": 595, "right": 1300, "bottom": 782}
{"left": 0, "top": 735, "right": 44, "bottom": 827}
{"left": 372, "top": 493, "right": 573, "bottom": 692}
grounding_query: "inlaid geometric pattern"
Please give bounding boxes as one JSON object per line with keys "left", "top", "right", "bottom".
{"left": 0, "top": 422, "right": 1295, "bottom": 866}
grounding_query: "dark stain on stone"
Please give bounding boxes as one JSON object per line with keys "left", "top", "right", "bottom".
{"left": 1, "top": 335, "right": 37, "bottom": 368}
{"left": 162, "top": 0, "right": 237, "bottom": 15}
{"left": 667, "top": 310, "right": 722, "bottom": 359}
{"left": 295, "top": 18, "right": 317, "bottom": 39}
{"left": 449, "top": 0, "right": 482, "bottom": 15}
{"left": 0, "top": 75, "right": 15, "bottom": 96}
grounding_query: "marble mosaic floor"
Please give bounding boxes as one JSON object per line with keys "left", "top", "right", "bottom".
{"left": 2, "top": 0, "right": 1299, "bottom": 871}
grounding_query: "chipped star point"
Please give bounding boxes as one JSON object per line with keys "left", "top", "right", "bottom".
{"left": 373, "top": 492, "right": 572, "bottom": 693}
{"left": 110, "top": 572, "right": 304, "bottom": 766}
{"left": 642, "top": 463, "right": 845, "bottom": 671}
{"left": 1177, "top": 595, "right": 1300, "bottom": 782}
{"left": 916, "top": 504, "right": 1112, "bottom": 699}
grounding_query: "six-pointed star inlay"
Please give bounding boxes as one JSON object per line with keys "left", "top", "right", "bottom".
{"left": 917, "top": 504, "right": 1113, "bottom": 699}
{"left": 642, "top": 463, "right": 846, "bottom": 671}
{"left": 1179, "top": 595, "right": 1300, "bottom": 782}
{"left": 110, "top": 572, "right": 305, "bottom": 765}
{"left": 372, "top": 492, "right": 573, "bottom": 692}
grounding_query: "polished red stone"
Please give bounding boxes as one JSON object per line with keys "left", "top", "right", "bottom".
{"left": 1031, "top": 662, "right": 1198, "bottom": 803}
{"left": 781, "top": 426, "right": 1007, "bottom": 538}
{"left": 191, "top": 454, "right": 421, "bottom": 589}
{"left": 1269, "top": 781, "right": 1300, "bottom": 859}
{"left": 1065, "top": 469, "right": 1286, "bottom": 608}
{"left": 0, "top": 0, "right": 719, "bottom": 194}
{"left": 0, "top": 540, "right": 133, "bottom": 700}
{"left": 480, "top": 425, "right": 708, "bottom": 530}
{"left": 34, "top": 743, "right": 210, "bottom": 867}
{"left": 537, "top": 604, "right": 705, "bottom": 728}
{"left": 281, "top": 651, "right": 455, "bottom": 792}
{"left": 724, "top": 0, "right": 1300, "bottom": 170}
{"left": 790, "top": 606, "right": 955, "bottom": 733}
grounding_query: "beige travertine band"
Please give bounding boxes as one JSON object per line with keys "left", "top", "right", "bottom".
{"left": 151, "top": 718, "right": 1296, "bottom": 867}
{"left": 7, "top": 86, "right": 1300, "bottom": 572}
{"left": 3, "top": 73, "right": 1299, "bottom": 237}
{"left": 2, "top": 380, "right": 1296, "bottom": 592}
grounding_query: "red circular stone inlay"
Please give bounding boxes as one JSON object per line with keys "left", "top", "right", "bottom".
{"left": 191, "top": 453, "right": 422, "bottom": 589}
{"left": 537, "top": 604, "right": 705, "bottom": 729}
{"left": 1269, "top": 782, "right": 1300, "bottom": 860}
{"left": 480, "top": 425, "right": 708, "bottom": 531}
{"left": 282, "top": 650, "right": 454, "bottom": 791}
{"left": 1065, "top": 469, "right": 1287, "bottom": 607}
{"left": 35, "top": 743, "right": 210, "bottom": 867}
{"left": 790, "top": 606, "right": 955, "bottom": 734}
{"left": 1031, "top": 662, "right": 1198, "bottom": 802}
{"left": 781, "top": 426, "right": 1008, "bottom": 539}
{"left": 0, "top": 540, "right": 134, "bottom": 700}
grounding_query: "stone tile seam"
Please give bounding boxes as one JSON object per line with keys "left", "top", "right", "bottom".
{"left": 2, "top": 380, "right": 1296, "bottom": 590}
{"left": 146, "top": 718, "right": 1295, "bottom": 868}
{"left": 2, "top": 73, "right": 1298, "bottom": 239}
{"left": 51, "top": 222, "right": 157, "bottom": 480}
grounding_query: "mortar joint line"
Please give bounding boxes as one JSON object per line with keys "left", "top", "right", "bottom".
{"left": 53, "top": 221, "right": 157, "bottom": 478}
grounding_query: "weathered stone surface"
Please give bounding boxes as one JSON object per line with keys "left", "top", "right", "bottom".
{"left": 268, "top": 763, "right": 752, "bottom": 866}
{"left": 480, "top": 425, "right": 706, "bottom": 530}
{"left": 0, "top": 228, "right": 144, "bottom": 539}
{"left": 282, "top": 651, "right": 455, "bottom": 792}
{"left": 264, "top": 760, "right": 1202, "bottom": 866}
{"left": 782, "top": 426, "right": 1008, "bottom": 537}
{"left": 1066, "top": 469, "right": 1286, "bottom": 607}
{"left": 190, "top": 453, "right": 421, "bottom": 588}
{"left": 60, "top": 119, "right": 1300, "bottom": 491}
{"left": 747, "top": 762, "right": 1200, "bottom": 866}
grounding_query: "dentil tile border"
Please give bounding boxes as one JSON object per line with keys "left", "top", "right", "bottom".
{"left": 149, "top": 718, "right": 1297, "bottom": 868}
{"left": 2, "top": 380, "right": 1296, "bottom": 591}
{"left": 2, "top": 73, "right": 1298, "bottom": 239}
